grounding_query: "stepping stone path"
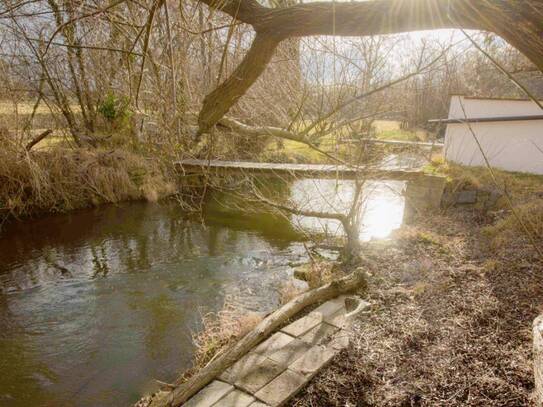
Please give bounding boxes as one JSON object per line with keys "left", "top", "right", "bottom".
{"left": 182, "top": 295, "right": 369, "bottom": 407}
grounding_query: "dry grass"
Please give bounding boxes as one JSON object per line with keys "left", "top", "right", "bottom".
{"left": 279, "top": 280, "right": 306, "bottom": 305}
{"left": 0, "top": 100, "right": 81, "bottom": 115}
{"left": 0, "top": 142, "right": 175, "bottom": 222}
{"left": 483, "top": 200, "right": 543, "bottom": 252}
{"left": 425, "top": 159, "right": 543, "bottom": 203}
{"left": 290, "top": 210, "right": 543, "bottom": 406}
{"left": 425, "top": 159, "right": 543, "bottom": 256}
{"left": 305, "top": 260, "right": 342, "bottom": 289}
{"left": 175, "top": 299, "right": 262, "bottom": 385}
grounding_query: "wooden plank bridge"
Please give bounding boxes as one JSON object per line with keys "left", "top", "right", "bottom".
{"left": 176, "top": 159, "right": 439, "bottom": 182}
{"left": 176, "top": 159, "right": 447, "bottom": 218}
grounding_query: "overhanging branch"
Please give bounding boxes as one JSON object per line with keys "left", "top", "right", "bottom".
{"left": 197, "top": 0, "right": 543, "bottom": 133}
{"left": 198, "top": 0, "right": 266, "bottom": 25}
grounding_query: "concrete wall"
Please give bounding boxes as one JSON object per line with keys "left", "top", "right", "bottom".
{"left": 444, "top": 96, "right": 543, "bottom": 175}
{"left": 403, "top": 176, "right": 446, "bottom": 222}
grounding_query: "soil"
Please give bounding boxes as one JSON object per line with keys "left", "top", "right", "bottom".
{"left": 290, "top": 207, "right": 543, "bottom": 406}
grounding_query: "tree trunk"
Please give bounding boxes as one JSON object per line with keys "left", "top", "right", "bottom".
{"left": 198, "top": 33, "right": 280, "bottom": 134}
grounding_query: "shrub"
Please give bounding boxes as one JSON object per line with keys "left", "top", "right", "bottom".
{"left": 97, "top": 92, "right": 132, "bottom": 130}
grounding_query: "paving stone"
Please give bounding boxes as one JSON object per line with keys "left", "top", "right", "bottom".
{"left": 323, "top": 308, "right": 348, "bottom": 329}
{"left": 220, "top": 353, "right": 262, "bottom": 383}
{"left": 212, "top": 389, "right": 255, "bottom": 407}
{"left": 288, "top": 344, "right": 337, "bottom": 378}
{"left": 220, "top": 353, "right": 284, "bottom": 393}
{"left": 299, "top": 322, "right": 339, "bottom": 346}
{"left": 184, "top": 381, "right": 233, "bottom": 407}
{"left": 309, "top": 297, "right": 346, "bottom": 319}
{"left": 248, "top": 402, "right": 270, "bottom": 407}
{"left": 267, "top": 338, "right": 311, "bottom": 367}
{"left": 254, "top": 369, "right": 307, "bottom": 407}
{"left": 281, "top": 314, "right": 322, "bottom": 337}
{"left": 328, "top": 330, "right": 350, "bottom": 351}
{"left": 253, "top": 332, "right": 294, "bottom": 357}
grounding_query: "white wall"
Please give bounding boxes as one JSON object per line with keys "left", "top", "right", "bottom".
{"left": 444, "top": 96, "right": 543, "bottom": 175}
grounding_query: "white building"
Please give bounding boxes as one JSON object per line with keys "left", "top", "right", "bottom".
{"left": 441, "top": 95, "right": 543, "bottom": 175}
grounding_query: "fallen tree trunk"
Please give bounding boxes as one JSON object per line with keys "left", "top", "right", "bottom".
{"left": 156, "top": 267, "right": 367, "bottom": 407}
{"left": 535, "top": 315, "right": 543, "bottom": 406}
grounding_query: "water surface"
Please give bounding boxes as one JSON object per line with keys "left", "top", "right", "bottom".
{"left": 0, "top": 175, "right": 408, "bottom": 406}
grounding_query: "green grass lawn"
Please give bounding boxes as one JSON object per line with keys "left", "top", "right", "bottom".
{"left": 261, "top": 120, "right": 429, "bottom": 163}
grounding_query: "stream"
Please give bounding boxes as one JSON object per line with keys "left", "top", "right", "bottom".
{"left": 0, "top": 168, "right": 411, "bottom": 406}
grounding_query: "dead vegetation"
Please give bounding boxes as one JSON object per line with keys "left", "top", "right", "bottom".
{"left": 290, "top": 207, "right": 543, "bottom": 406}
{"left": 427, "top": 159, "right": 543, "bottom": 202}
{"left": 0, "top": 144, "right": 175, "bottom": 222}
{"left": 289, "top": 163, "right": 543, "bottom": 406}
{"left": 176, "top": 300, "right": 263, "bottom": 385}
{"left": 484, "top": 200, "right": 543, "bottom": 253}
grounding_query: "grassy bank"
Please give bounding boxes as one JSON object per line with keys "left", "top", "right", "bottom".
{"left": 0, "top": 147, "right": 176, "bottom": 223}
{"left": 260, "top": 120, "right": 427, "bottom": 163}
{"left": 291, "top": 207, "right": 542, "bottom": 406}
{"left": 140, "top": 161, "right": 543, "bottom": 407}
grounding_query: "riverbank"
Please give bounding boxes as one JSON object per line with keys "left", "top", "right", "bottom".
{"left": 0, "top": 147, "right": 176, "bottom": 224}
{"left": 132, "top": 164, "right": 543, "bottom": 406}
{"left": 290, "top": 201, "right": 543, "bottom": 405}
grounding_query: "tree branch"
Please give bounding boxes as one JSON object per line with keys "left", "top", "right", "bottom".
{"left": 197, "top": 33, "right": 280, "bottom": 134}
{"left": 197, "top": 0, "right": 543, "bottom": 132}
{"left": 198, "top": 0, "right": 266, "bottom": 25}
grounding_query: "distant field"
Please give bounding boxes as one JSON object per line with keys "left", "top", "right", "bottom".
{"left": 373, "top": 120, "right": 401, "bottom": 132}
{"left": 262, "top": 119, "right": 431, "bottom": 162}
{"left": 0, "top": 100, "right": 70, "bottom": 149}
{"left": 0, "top": 100, "right": 78, "bottom": 135}
{"left": 373, "top": 120, "right": 428, "bottom": 142}
{"left": 0, "top": 104, "right": 427, "bottom": 153}
{"left": 0, "top": 101, "right": 80, "bottom": 115}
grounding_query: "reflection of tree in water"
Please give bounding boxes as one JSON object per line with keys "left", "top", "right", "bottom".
{"left": 206, "top": 223, "right": 221, "bottom": 257}
{"left": 44, "top": 250, "right": 72, "bottom": 278}
{"left": 125, "top": 291, "right": 184, "bottom": 361}
{"left": 203, "top": 179, "right": 303, "bottom": 246}
{"left": 91, "top": 245, "right": 110, "bottom": 278}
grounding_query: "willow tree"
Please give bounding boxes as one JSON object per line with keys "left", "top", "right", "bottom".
{"left": 196, "top": 0, "right": 543, "bottom": 134}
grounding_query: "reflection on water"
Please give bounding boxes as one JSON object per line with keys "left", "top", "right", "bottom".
{"left": 0, "top": 202, "right": 307, "bottom": 407}
{"left": 290, "top": 179, "right": 405, "bottom": 241}
{"left": 0, "top": 168, "right": 411, "bottom": 407}
{"left": 288, "top": 153, "right": 421, "bottom": 241}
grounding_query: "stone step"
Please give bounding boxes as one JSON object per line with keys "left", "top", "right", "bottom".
{"left": 220, "top": 353, "right": 284, "bottom": 394}
{"left": 213, "top": 389, "right": 255, "bottom": 407}
{"left": 182, "top": 296, "right": 367, "bottom": 407}
{"left": 254, "top": 369, "right": 307, "bottom": 407}
{"left": 183, "top": 381, "right": 233, "bottom": 407}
